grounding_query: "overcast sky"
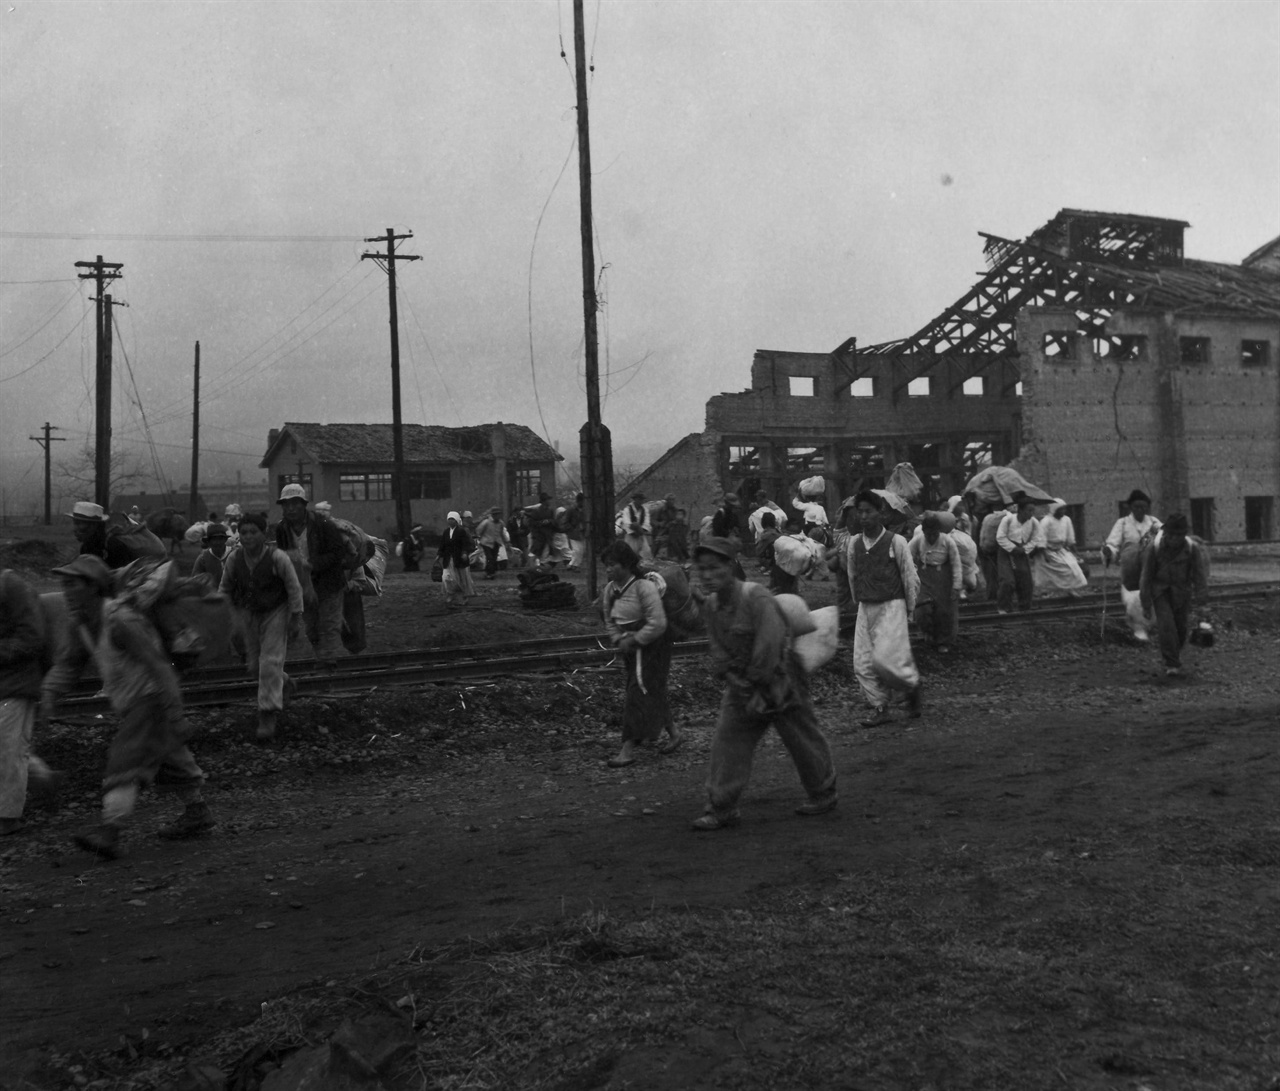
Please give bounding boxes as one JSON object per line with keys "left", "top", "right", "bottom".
{"left": 2, "top": 0, "right": 1277, "bottom": 513}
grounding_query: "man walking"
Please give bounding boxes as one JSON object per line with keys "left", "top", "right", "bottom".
{"left": 996, "top": 491, "right": 1044, "bottom": 613}
{"left": 274, "top": 483, "right": 347, "bottom": 666}
{"left": 691, "top": 537, "right": 837, "bottom": 830}
{"left": 1139, "top": 512, "right": 1209, "bottom": 677}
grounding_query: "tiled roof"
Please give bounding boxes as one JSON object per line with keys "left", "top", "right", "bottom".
{"left": 262, "top": 422, "right": 561, "bottom": 468}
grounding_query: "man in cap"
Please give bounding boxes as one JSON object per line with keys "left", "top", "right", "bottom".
{"left": 273, "top": 483, "right": 348, "bottom": 666}
{"left": 846, "top": 490, "right": 922, "bottom": 727}
{"left": 995, "top": 491, "right": 1044, "bottom": 613}
{"left": 689, "top": 536, "right": 837, "bottom": 830}
{"left": 41, "top": 555, "right": 215, "bottom": 858}
{"left": 1104, "top": 489, "right": 1163, "bottom": 641}
{"left": 710, "top": 492, "right": 744, "bottom": 545}
{"left": 475, "top": 507, "right": 509, "bottom": 578}
{"left": 615, "top": 491, "right": 654, "bottom": 563}
{"left": 68, "top": 501, "right": 134, "bottom": 569}
{"left": 190, "top": 522, "right": 231, "bottom": 588}
{"left": 1139, "top": 512, "right": 1209, "bottom": 677}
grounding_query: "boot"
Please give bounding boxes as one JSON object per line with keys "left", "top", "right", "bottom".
{"left": 157, "top": 801, "right": 216, "bottom": 841}
{"left": 256, "top": 710, "right": 278, "bottom": 742}
{"left": 74, "top": 823, "right": 122, "bottom": 860}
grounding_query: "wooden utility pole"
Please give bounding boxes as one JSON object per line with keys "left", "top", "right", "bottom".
{"left": 28, "top": 422, "right": 66, "bottom": 526}
{"left": 361, "top": 229, "right": 421, "bottom": 546}
{"left": 573, "top": 0, "right": 613, "bottom": 603}
{"left": 74, "top": 255, "right": 123, "bottom": 509}
{"left": 189, "top": 342, "right": 200, "bottom": 522}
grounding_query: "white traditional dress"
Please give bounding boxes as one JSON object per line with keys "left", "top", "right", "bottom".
{"left": 1033, "top": 513, "right": 1088, "bottom": 595}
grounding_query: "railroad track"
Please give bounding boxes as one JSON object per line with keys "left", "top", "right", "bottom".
{"left": 56, "top": 580, "right": 1277, "bottom": 714}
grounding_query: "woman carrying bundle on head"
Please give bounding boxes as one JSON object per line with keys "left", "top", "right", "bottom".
{"left": 601, "top": 541, "right": 679, "bottom": 767}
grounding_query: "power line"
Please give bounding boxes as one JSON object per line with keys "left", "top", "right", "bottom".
{"left": 0, "top": 299, "right": 93, "bottom": 384}
{"left": 1, "top": 230, "right": 365, "bottom": 243}
{"left": 0, "top": 283, "right": 83, "bottom": 358}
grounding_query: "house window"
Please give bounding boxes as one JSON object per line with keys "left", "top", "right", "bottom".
{"left": 849, "top": 377, "right": 876, "bottom": 398}
{"left": 1179, "top": 337, "right": 1210, "bottom": 364}
{"left": 1244, "top": 496, "right": 1273, "bottom": 541}
{"left": 276, "top": 473, "right": 312, "bottom": 496}
{"left": 963, "top": 441, "right": 994, "bottom": 477}
{"left": 1189, "top": 497, "right": 1214, "bottom": 542}
{"left": 907, "top": 376, "right": 931, "bottom": 397}
{"left": 339, "top": 473, "right": 394, "bottom": 501}
{"left": 788, "top": 376, "right": 815, "bottom": 397}
{"left": 1094, "top": 334, "right": 1146, "bottom": 361}
{"left": 512, "top": 469, "right": 539, "bottom": 502}
{"left": 405, "top": 470, "right": 452, "bottom": 500}
{"left": 1042, "top": 331, "right": 1076, "bottom": 360}
{"left": 1061, "top": 503, "right": 1086, "bottom": 547}
{"left": 729, "top": 447, "right": 762, "bottom": 475}
{"left": 1014, "top": 381, "right": 1023, "bottom": 396}
{"left": 962, "top": 376, "right": 985, "bottom": 396}
{"left": 1241, "top": 340, "right": 1270, "bottom": 366}
{"left": 786, "top": 447, "right": 823, "bottom": 474}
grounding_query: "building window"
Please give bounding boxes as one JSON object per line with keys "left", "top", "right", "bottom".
{"left": 1179, "top": 337, "right": 1210, "bottom": 364}
{"left": 786, "top": 447, "right": 822, "bottom": 474}
{"left": 1189, "top": 497, "right": 1214, "bottom": 542}
{"left": 963, "top": 441, "right": 994, "bottom": 477}
{"left": 511, "top": 469, "right": 539, "bottom": 502}
{"left": 339, "top": 473, "right": 395, "bottom": 501}
{"left": 1094, "top": 334, "right": 1146, "bottom": 361}
{"left": 1042, "top": 331, "right": 1076, "bottom": 360}
{"left": 1244, "top": 496, "right": 1273, "bottom": 541}
{"left": 277, "top": 473, "right": 312, "bottom": 496}
{"left": 907, "top": 376, "right": 931, "bottom": 397}
{"left": 849, "top": 377, "right": 876, "bottom": 398}
{"left": 788, "top": 376, "right": 815, "bottom": 397}
{"left": 843, "top": 444, "right": 885, "bottom": 489}
{"left": 728, "top": 447, "right": 762, "bottom": 476}
{"left": 403, "top": 471, "right": 451, "bottom": 500}
{"left": 1241, "top": 340, "right": 1270, "bottom": 366}
{"left": 962, "top": 376, "right": 985, "bottom": 396}
{"left": 1014, "top": 381, "right": 1024, "bottom": 396}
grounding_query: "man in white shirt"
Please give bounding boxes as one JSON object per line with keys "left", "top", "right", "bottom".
{"left": 995, "top": 491, "right": 1045, "bottom": 612}
{"left": 1104, "top": 488, "right": 1162, "bottom": 641}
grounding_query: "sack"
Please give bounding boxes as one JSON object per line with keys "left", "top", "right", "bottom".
{"left": 430, "top": 555, "right": 444, "bottom": 582}
{"left": 184, "top": 521, "right": 208, "bottom": 545}
{"left": 773, "top": 534, "right": 815, "bottom": 577}
{"left": 517, "top": 570, "right": 576, "bottom": 610}
{"left": 115, "top": 557, "right": 237, "bottom": 670}
{"left": 798, "top": 475, "right": 826, "bottom": 501}
{"left": 328, "top": 516, "right": 371, "bottom": 571}
{"left": 395, "top": 540, "right": 404, "bottom": 558}
{"left": 642, "top": 565, "right": 703, "bottom": 639}
{"left": 350, "top": 537, "right": 389, "bottom": 597}
{"left": 885, "top": 463, "right": 924, "bottom": 502}
{"left": 105, "top": 522, "right": 167, "bottom": 561}
{"left": 793, "top": 606, "right": 839, "bottom": 673}
{"left": 773, "top": 593, "right": 818, "bottom": 636}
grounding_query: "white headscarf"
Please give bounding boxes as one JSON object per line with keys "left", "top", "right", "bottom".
{"left": 446, "top": 511, "right": 461, "bottom": 525}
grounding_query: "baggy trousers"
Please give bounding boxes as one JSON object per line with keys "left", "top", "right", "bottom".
{"left": 0, "top": 698, "right": 34, "bottom": 819}
{"left": 242, "top": 603, "right": 290, "bottom": 712}
{"left": 1153, "top": 588, "right": 1192, "bottom": 669}
{"left": 852, "top": 598, "right": 919, "bottom": 708}
{"left": 704, "top": 682, "right": 836, "bottom": 816}
{"left": 997, "top": 550, "right": 1034, "bottom": 612}
{"left": 305, "top": 587, "right": 345, "bottom": 664}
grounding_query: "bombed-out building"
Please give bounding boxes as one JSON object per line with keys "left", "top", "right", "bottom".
{"left": 629, "top": 209, "right": 1280, "bottom": 545}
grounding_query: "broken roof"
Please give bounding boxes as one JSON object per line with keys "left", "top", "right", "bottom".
{"left": 835, "top": 208, "right": 1280, "bottom": 395}
{"left": 261, "top": 422, "right": 561, "bottom": 468}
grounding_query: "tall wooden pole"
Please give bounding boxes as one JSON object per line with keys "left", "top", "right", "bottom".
{"left": 75, "top": 256, "right": 122, "bottom": 510}
{"left": 362, "top": 230, "right": 420, "bottom": 545}
{"left": 574, "top": 0, "right": 613, "bottom": 602}
{"left": 189, "top": 341, "right": 200, "bottom": 522}
{"left": 28, "top": 422, "right": 65, "bottom": 526}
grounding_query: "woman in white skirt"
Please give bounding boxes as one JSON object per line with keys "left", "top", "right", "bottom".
{"left": 1034, "top": 499, "right": 1088, "bottom": 597}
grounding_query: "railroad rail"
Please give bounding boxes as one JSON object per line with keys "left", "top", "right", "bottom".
{"left": 55, "top": 580, "right": 1277, "bottom": 714}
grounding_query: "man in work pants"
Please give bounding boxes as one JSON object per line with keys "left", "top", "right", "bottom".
{"left": 691, "top": 537, "right": 837, "bottom": 830}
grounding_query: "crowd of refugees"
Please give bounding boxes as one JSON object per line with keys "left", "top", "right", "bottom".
{"left": 0, "top": 479, "right": 1210, "bottom": 852}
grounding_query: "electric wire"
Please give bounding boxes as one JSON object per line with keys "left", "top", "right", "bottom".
{"left": 0, "top": 231, "right": 364, "bottom": 243}
{"left": 114, "top": 311, "right": 173, "bottom": 496}
{"left": 0, "top": 297, "right": 92, "bottom": 384}
{"left": 0, "top": 283, "right": 83, "bottom": 358}
{"left": 399, "top": 282, "right": 462, "bottom": 426}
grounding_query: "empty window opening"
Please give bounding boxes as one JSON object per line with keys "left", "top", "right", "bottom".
{"left": 405, "top": 471, "right": 451, "bottom": 500}
{"left": 849, "top": 377, "right": 876, "bottom": 398}
{"left": 1042, "top": 331, "right": 1076, "bottom": 360}
{"left": 962, "top": 376, "right": 985, "bottom": 396}
{"left": 1244, "top": 496, "right": 1273, "bottom": 541}
{"left": 1189, "top": 498, "right": 1215, "bottom": 542}
{"left": 512, "top": 469, "right": 540, "bottom": 502}
{"left": 1242, "top": 340, "right": 1270, "bottom": 366}
{"left": 908, "top": 443, "right": 941, "bottom": 472}
{"left": 1060, "top": 503, "right": 1086, "bottom": 547}
{"left": 963, "top": 441, "right": 995, "bottom": 477}
{"left": 907, "top": 376, "right": 931, "bottom": 397}
{"left": 729, "top": 447, "right": 763, "bottom": 475}
{"left": 339, "top": 473, "right": 392, "bottom": 502}
{"left": 843, "top": 444, "right": 885, "bottom": 490}
{"left": 789, "top": 376, "right": 815, "bottom": 397}
{"left": 1179, "top": 337, "right": 1210, "bottom": 364}
{"left": 1014, "top": 381, "right": 1024, "bottom": 396}
{"left": 786, "top": 447, "right": 823, "bottom": 474}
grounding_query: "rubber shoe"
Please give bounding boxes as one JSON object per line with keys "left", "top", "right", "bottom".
{"left": 74, "top": 823, "right": 121, "bottom": 860}
{"left": 795, "top": 795, "right": 838, "bottom": 817}
{"left": 859, "top": 706, "right": 892, "bottom": 728}
{"left": 157, "top": 802, "right": 216, "bottom": 841}
{"left": 691, "top": 809, "right": 740, "bottom": 831}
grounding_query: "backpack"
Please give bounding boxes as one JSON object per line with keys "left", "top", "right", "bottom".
{"left": 640, "top": 565, "right": 702, "bottom": 640}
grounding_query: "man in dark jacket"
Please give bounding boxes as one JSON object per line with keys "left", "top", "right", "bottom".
{"left": 274, "top": 483, "right": 348, "bottom": 666}
{"left": 69, "top": 501, "right": 134, "bottom": 569}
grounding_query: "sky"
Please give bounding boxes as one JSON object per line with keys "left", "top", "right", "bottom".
{"left": 2, "top": 0, "right": 1278, "bottom": 516}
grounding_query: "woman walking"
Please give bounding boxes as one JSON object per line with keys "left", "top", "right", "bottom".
{"left": 1034, "top": 499, "right": 1088, "bottom": 598}
{"left": 601, "top": 541, "right": 679, "bottom": 767}
{"left": 437, "top": 512, "right": 475, "bottom": 610}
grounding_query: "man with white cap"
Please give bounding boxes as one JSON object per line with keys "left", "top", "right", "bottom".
{"left": 273, "top": 483, "right": 348, "bottom": 666}
{"left": 68, "top": 501, "right": 133, "bottom": 569}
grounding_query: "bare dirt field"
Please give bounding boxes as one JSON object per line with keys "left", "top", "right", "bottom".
{"left": 2, "top": 546, "right": 1279, "bottom": 1091}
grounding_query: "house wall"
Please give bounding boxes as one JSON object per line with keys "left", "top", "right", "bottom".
{"left": 622, "top": 433, "right": 724, "bottom": 528}
{"left": 1018, "top": 308, "right": 1280, "bottom": 542}
{"left": 705, "top": 350, "right": 1021, "bottom": 509}
{"left": 260, "top": 456, "right": 558, "bottom": 538}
